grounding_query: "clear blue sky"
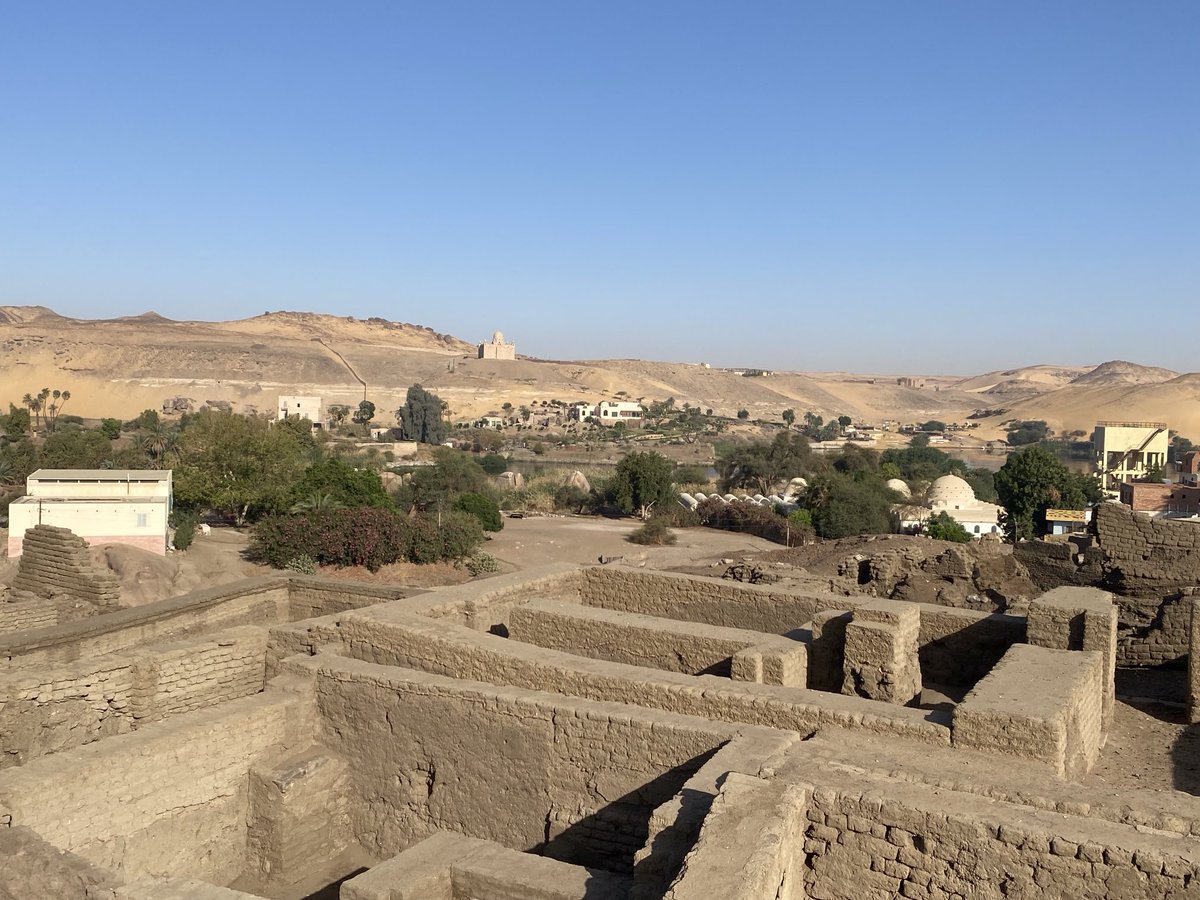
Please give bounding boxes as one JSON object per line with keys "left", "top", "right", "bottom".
{"left": 2, "top": 2, "right": 1197, "bottom": 373}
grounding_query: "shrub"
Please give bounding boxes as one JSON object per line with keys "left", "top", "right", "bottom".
{"left": 248, "top": 508, "right": 410, "bottom": 572}
{"left": 657, "top": 503, "right": 700, "bottom": 528}
{"left": 554, "top": 484, "right": 590, "bottom": 513}
{"left": 99, "top": 418, "right": 122, "bottom": 440}
{"left": 479, "top": 453, "right": 509, "bottom": 475}
{"left": 171, "top": 510, "right": 200, "bottom": 551}
{"left": 405, "top": 511, "right": 485, "bottom": 563}
{"left": 925, "top": 511, "right": 972, "bottom": 543}
{"left": 453, "top": 491, "right": 503, "bottom": 532}
{"left": 696, "top": 498, "right": 807, "bottom": 546}
{"left": 628, "top": 517, "right": 676, "bottom": 545}
{"left": 465, "top": 552, "right": 500, "bottom": 576}
{"left": 284, "top": 553, "right": 318, "bottom": 575}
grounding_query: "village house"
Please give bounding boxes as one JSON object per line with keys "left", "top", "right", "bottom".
{"left": 6, "top": 469, "right": 173, "bottom": 557}
{"left": 1119, "top": 481, "right": 1200, "bottom": 518}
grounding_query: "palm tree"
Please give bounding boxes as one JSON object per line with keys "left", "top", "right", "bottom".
{"left": 289, "top": 491, "right": 345, "bottom": 514}
{"left": 140, "top": 422, "right": 175, "bottom": 468}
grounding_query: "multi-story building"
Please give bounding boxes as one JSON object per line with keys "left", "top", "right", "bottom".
{"left": 6, "top": 469, "right": 173, "bottom": 556}
{"left": 1093, "top": 421, "right": 1168, "bottom": 494}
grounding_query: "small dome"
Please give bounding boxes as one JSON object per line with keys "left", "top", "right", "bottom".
{"left": 886, "top": 478, "right": 912, "bottom": 498}
{"left": 491, "top": 331, "right": 505, "bottom": 343}
{"left": 929, "top": 474, "right": 976, "bottom": 508}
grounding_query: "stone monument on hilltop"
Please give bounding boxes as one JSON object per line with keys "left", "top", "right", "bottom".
{"left": 478, "top": 331, "right": 516, "bottom": 360}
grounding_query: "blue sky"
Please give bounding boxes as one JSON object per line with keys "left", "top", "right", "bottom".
{"left": 2, "top": 2, "right": 1197, "bottom": 373}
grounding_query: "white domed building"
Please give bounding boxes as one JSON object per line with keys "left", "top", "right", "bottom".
{"left": 899, "top": 474, "right": 1003, "bottom": 538}
{"left": 885, "top": 477, "right": 912, "bottom": 499}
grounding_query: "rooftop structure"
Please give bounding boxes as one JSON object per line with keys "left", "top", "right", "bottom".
{"left": 277, "top": 395, "right": 323, "bottom": 428}
{"left": 901, "top": 474, "right": 1003, "bottom": 537}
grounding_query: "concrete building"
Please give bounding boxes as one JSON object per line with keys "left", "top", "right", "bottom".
{"left": 6, "top": 469, "right": 173, "bottom": 557}
{"left": 570, "top": 400, "right": 644, "bottom": 427}
{"left": 1119, "top": 482, "right": 1200, "bottom": 518}
{"left": 1179, "top": 450, "right": 1200, "bottom": 487}
{"left": 478, "top": 331, "right": 516, "bottom": 360}
{"left": 277, "top": 395, "right": 323, "bottom": 428}
{"left": 1093, "top": 421, "right": 1168, "bottom": 494}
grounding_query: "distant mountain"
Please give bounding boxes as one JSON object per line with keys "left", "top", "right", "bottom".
{"left": 0, "top": 306, "right": 1195, "bottom": 439}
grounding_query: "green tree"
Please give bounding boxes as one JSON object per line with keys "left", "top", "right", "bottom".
{"left": 399, "top": 447, "right": 491, "bottom": 513}
{"left": 396, "top": 384, "right": 447, "bottom": 444}
{"left": 782, "top": 409, "right": 795, "bottom": 429}
{"left": 353, "top": 400, "right": 376, "bottom": 434}
{"left": 172, "top": 409, "right": 313, "bottom": 524}
{"left": 40, "top": 430, "right": 115, "bottom": 469}
{"left": 736, "top": 409, "right": 749, "bottom": 420}
{"left": 920, "top": 420, "right": 947, "bottom": 432}
{"left": 287, "top": 457, "right": 392, "bottom": 509}
{"left": 718, "top": 432, "right": 812, "bottom": 495}
{"left": 1005, "top": 420, "right": 1050, "bottom": 446}
{"left": 328, "top": 404, "right": 351, "bottom": 428}
{"left": 994, "top": 445, "right": 1098, "bottom": 543}
{"left": 453, "top": 492, "right": 503, "bottom": 532}
{"left": 837, "top": 415, "right": 853, "bottom": 429}
{"left": 805, "top": 473, "right": 898, "bottom": 539}
{"left": 609, "top": 450, "right": 675, "bottom": 519}
{"left": 4, "top": 405, "right": 30, "bottom": 438}
{"left": 99, "top": 418, "right": 122, "bottom": 440}
{"left": 925, "top": 511, "right": 972, "bottom": 543}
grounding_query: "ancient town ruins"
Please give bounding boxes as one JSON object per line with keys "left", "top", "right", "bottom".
{"left": 3, "top": 511, "right": 1200, "bottom": 899}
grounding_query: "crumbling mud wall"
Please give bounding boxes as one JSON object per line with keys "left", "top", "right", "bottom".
{"left": 11, "top": 525, "right": 121, "bottom": 608}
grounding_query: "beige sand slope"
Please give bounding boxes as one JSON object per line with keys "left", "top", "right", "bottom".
{"left": 1, "top": 307, "right": 1196, "bottom": 436}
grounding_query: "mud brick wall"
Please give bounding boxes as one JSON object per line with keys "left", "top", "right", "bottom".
{"left": 286, "top": 579, "right": 416, "bottom": 622}
{"left": 0, "top": 577, "right": 290, "bottom": 671}
{"left": 0, "top": 826, "right": 120, "bottom": 900}
{"left": 508, "top": 599, "right": 806, "bottom": 684}
{"left": 0, "top": 625, "right": 269, "bottom": 767}
{"left": 300, "top": 655, "right": 737, "bottom": 874}
{"left": 953, "top": 644, "right": 1104, "bottom": 778}
{"left": 11, "top": 524, "right": 121, "bottom": 607}
{"left": 1095, "top": 504, "right": 1200, "bottom": 597}
{"left": 331, "top": 609, "right": 950, "bottom": 745}
{"left": 1015, "top": 539, "right": 1105, "bottom": 592}
{"left": 0, "top": 691, "right": 312, "bottom": 883}
{"left": 800, "top": 771, "right": 1200, "bottom": 900}
{"left": 0, "top": 590, "right": 61, "bottom": 635}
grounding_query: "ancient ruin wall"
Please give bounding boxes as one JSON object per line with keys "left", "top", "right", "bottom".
{"left": 297, "top": 655, "right": 738, "bottom": 874}
{"left": 0, "top": 690, "right": 312, "bottom": 882}
{"left": 332, "top": 608, "right": 951, "bottom": 745}
{"left": 10, "top": 524, "right": 121, "bottom": 607}
{"left": 1094, "top": 503, "right": 1200, "bottom": 597}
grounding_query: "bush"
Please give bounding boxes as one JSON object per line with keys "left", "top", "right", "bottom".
{"left": 453, "top": 491, "right": 503, "bottom": 532}
{"left": 553, "top": 484, "right": 590, "bottom": 513}
{"left": 284, "top": 553, "right": 318, "bottom": 575}
{"left": 628, "top": 518, "right": 676, "bottom": 545}
{"left": 99, "top": 418, "right": 122, "bottom": 440}
{"left": 696, "top": 498, "right": 807, "bottom": 546}
{"left": 405, "top": 511, "right": 485, "bottom": 563}
{"left": 925, "top": 511, "right": 972, "bottom": 543}
{"left": 171, "top": 510, "right": 200, "bottom": 551}
{"left": 657, "top": 503, "right": 700, "bottom": 528}
{"left": 248, "top": 508, "right": 410, "bottom": 572}
{"left": 479, "top": 453, "right": 509, "bottom": 475}
{"left": 465, "top": 552, "right": 500, "bottom": 576}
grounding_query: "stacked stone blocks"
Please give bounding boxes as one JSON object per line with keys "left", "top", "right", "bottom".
{"left": 840, "top": 599, "right": 922, "bottom": 705}
{"left": 11, "top": 524, "right": 121, "bottom": 608}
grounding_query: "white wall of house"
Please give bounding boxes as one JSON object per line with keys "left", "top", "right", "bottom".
{"left": 7, "top": 498, "right": 171, "bottom": 556}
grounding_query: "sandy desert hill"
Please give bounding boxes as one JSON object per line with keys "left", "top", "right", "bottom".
{"left": 1, "top": 307, "right": 1198, "bottom": 441}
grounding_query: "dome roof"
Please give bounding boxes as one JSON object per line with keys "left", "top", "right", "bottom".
{"left": 928, "top": 474, "right": 976, "bottom": 508}
{"left": 491, "top": 331, "right": 505, "bottom": 343}
{"left": 885, "top": 478, "right": 911, "bottom": 498}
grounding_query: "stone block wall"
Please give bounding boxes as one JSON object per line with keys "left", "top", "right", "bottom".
{"left": 11, "top": 524, "right": 121, "bottom": 608}
{"left": 1027, "top": 586, "right": 1117, "bottom": 730}
{"left": 1094, "top": 503, "right": 1200, "bottom": 597}
{"left": 0, "top": 590, "right": 62, "bottom": 635}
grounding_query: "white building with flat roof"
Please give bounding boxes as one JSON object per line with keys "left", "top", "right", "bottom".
{"left": 7, "top": 469, "right": 173, "bottom": 557}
